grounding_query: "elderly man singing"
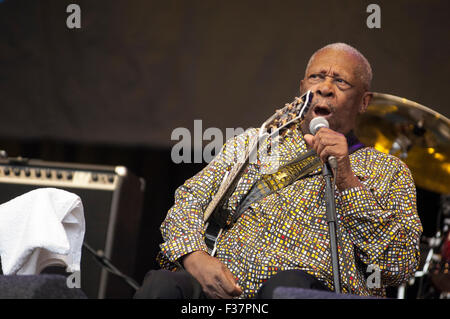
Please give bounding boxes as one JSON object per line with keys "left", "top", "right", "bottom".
{"left": 135, "top": 43, "right": 423, "bottom": 299}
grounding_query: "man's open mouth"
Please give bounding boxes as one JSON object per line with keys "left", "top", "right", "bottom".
{"left": 313, "top": 105, "right": 332, "bottom": 117}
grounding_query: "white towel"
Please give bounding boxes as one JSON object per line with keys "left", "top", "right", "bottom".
{"left": 0, "top": 187, "right": 85, "bottom": 275}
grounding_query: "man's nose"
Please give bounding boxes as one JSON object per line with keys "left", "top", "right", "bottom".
{"left": 315, "top": 78, "right": 334, "bottom": 98}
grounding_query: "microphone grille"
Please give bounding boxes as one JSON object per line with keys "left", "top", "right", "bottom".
{"left": 309, "top": 117, "right": 329, "bottom": 135}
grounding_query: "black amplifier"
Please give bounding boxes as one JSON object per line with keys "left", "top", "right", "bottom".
{"left": 0, "top": 157, "right": 145, "bottom": 299}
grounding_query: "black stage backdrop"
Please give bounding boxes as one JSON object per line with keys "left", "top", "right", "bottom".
{"left": 0, "top": 0, "right": 448, "bottom": 292}
{"left": 0, "top": 0, "right": 449, "bottom": 146}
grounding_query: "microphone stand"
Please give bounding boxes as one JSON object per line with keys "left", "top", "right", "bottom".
{"left": 322, "top": 162, "right": 342, "bottom": 293}
{"left": 82, "top": 242, "right": 141, "bottom": 291}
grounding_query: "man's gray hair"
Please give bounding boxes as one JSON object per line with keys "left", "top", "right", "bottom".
{"left": 306, "top": 43, "right": 373, "bottom": 91}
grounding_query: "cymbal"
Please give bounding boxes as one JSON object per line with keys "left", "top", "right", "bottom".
{"left": 355, "top": 93, "right": 450, "bottom": 194}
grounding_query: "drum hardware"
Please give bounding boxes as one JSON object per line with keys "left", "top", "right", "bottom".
{"left": 396, "top": 235, "right": 441, "bottom": 299}
{"left": 429, "top": 195, "right": 450, "bottom": 298}
{"left": 395, "top": 200, "right": 450, "bottom": 299}
{"left": 415, "top": 236, "right": 443, "bottom": 298}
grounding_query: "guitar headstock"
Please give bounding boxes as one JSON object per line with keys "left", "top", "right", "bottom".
{"left": 259, "top": 91, "right": 313, "bottom": 139}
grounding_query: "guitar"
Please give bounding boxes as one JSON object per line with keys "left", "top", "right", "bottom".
{"left": 204, "top": 90, "right": 314, "bottom": 255}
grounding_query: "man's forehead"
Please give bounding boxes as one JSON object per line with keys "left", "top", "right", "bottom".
{"left": 306, "top": 48, "right": 361, "bottom": 79}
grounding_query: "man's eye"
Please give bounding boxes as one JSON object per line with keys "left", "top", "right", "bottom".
{"left": 309, "top": 74, "right": 322, "bottom": 80}
{"left": 335, "top": 78, "right": 352, "bottom": 89}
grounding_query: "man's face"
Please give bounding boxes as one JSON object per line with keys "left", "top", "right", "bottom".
{"left": 300, "top": 48, "right": 371, "bottom": 136}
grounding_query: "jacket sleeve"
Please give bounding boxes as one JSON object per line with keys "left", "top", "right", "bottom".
{"left": 338, "top": 154, "right": 423, "bottom": 287}
{"left": 159, "top": 130, "right": 255, "bottom": 264}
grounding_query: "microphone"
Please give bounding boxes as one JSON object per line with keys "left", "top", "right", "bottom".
{"left": 309, "top": 117, "right": 338, "bottom": 169}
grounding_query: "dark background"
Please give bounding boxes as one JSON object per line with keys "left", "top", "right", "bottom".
{"left": 0, "top": 0, "right": 448, "bottom": 290}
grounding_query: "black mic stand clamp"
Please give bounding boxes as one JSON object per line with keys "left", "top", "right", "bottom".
{"left": 322, "top": 162, "right": 342, "bottom": 294}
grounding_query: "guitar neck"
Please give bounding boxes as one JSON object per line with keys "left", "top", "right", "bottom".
{"left": 203, "top": 137, "right": 256, "bottom": 222}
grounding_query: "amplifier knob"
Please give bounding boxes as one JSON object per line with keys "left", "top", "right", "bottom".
{"left": 13, "top": 168, "right": 21, "bottom": 176}
{"left": 35, "top": 169, "right": 42, "bottom": 177}
{"left": 92, "top": 173, "right": 98, "bottom": 182}
{"left": 25, "top": 168, "right": 31, "bottom": 177}
{"left": 67, "top": 172, "right": 73, "bottom": 180}
{"left": 4, "top": 167, "right": 10, "bottom": 175}
{"left": 56, "top": 171, "right": 63, "bottom": 179}
{"left": 46, "top": 170, "right": 52, "bottom": 178}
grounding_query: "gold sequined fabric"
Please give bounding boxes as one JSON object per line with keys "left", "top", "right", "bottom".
{"left": 158, "top": 128, "right": 423, "bottom": 298}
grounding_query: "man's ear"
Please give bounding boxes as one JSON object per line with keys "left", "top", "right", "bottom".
{"left": 359, "top": 91, "right": 373, "bottom": 113}
{"left": 300, "top": 79, "right": 305, "bottom": 94}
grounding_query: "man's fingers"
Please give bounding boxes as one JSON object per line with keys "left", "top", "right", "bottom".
{"left": 204, "top": 265, "right": 242, "bottom": 298}
{"left": 182, "top": 251, "right": 243, "bottom": 299}
{"left": 309, "top": 129, "right": 347, "bottom": 162}
{"left": 319, "top": 146, "right": 334, "bottom": 163}
{"left": 220, "top": 269, "right": 243, "bottom": 297}
{"left": 304, "top": 134, "right": 314, "bottom": 147}
{"left": 227, "top": 282, "right": 243, "bottom": 296}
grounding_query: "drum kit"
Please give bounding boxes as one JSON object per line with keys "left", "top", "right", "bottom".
{"left": 355, "top": 93, "right": 450, "bottom": 299}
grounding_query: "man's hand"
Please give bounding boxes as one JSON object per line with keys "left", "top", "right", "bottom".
{"left": 182, "top": 250, "right": 243, "bottom": 299}
{"left": 304, "top": 127, "right": 362, "bottom": 191}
